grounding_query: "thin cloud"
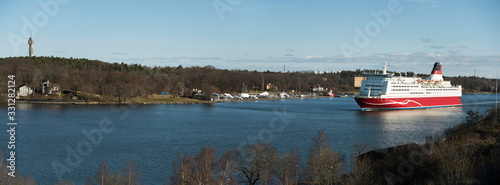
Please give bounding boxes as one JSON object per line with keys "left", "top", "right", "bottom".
{"left": 113, "top": 57, "right": 142, "bottom": 62}
{"left": 419, "top": 38, "right": 438, "bottom": 43}
{"left": 148, "top": 57, "right": 170, "bottom": 60}
{"left": 170, "top": 56, "right": 223, "bottom": 60}
{"left": 111, "top": 52, "right": 128, "bottom": 55}
{"left": 285, "top": 49, "right": 295, "bottom": 52}
{"left": 456, "top": 45, "right": 468, "bottom": 49}
{"left": 108, "top": 56, "right": 224, "bottom": 64}
{"left": 425, "top": 45, "right": 444, "bottom": 49}
{"left": 225, "top": 56, "right": 339, "bottom": 64}
{"left": 304, "top": 56, "right": 326, "bottom": 59}
{"left": 447, "top": 50, "right": 461, "bottom": 55}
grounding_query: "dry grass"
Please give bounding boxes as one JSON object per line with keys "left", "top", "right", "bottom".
{"left": 129, "top": 94, "right": 206, "bottom": 103}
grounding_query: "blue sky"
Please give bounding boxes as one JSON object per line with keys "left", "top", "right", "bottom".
{"left": 1, "top": 0, "right": 499, "bottom": 77}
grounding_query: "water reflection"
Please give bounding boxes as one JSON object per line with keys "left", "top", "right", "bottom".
{"left": 361, "top": 107, "right": 463, "bottom": 127}
{"left": 357, "top": 106, "right": 464, "bottom": 145}
{"left": 17, "top": 103, "right": 71, "bottom": 113}
{"left": 16, "top": 103, "right": 35, "bottom": 111}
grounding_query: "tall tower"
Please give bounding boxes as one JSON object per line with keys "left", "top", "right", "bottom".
{"left": 28, "top": 36, "right": 34, "bottom": 57}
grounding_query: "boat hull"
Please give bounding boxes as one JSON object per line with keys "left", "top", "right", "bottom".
{"left": 354, "top": 96, "right": 462, "bottom": 111}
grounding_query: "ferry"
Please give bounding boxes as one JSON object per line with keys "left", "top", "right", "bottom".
{"left": 354, "top": 62, "right": 462, "bottom": 111}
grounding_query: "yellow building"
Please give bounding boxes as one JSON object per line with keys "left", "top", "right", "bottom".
{"left": 266, "top": 83, "right": 277, "bottom": 90}
{"left": 352, "top": 76, "right": 366, "bottom": 88}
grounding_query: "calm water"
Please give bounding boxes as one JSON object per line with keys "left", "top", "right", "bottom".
{"left": 3, "top": 94, "right": 498, "bottom": 184}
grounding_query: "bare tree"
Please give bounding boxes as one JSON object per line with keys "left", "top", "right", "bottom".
{"left": 0, "top": 153, "right": 37, "bottom": 185}
{"left": 30, "top": 68, "right": 43, "bottom": 97}
{"left": 171, "top": 153, "right": 195, "bottom": 185}
{"left": 194, "top": 147, "right": 216, "bottom": 184}
{"left": 232, "top": 143, "right": 277, "bottom": 185}
{"left": 214, "top": 151, "right": 236, "bottom": 185}
{"left": 170, "top": 82, "right": 187, "bottom": 98}
{"left": 70, "top": 74, "right": 83, "bottom": 95}
{"left": 171, "top": 147, "right": 236, "bottom": 185}
{"left": 344, "top": 143, "right": 375, "bottom": 185}
{"left": 93, "top": 161, "right": 111, "bottom": 185}
{"left": 85, "top": 176, "right": 94, "bottom": 185}
{"left": 306, "top": 131, "right": 344, "bottom": 185}
{"left": 122, "top": 160, "right": 141, "bottom": 185}
{"left": 272, "top": 149, "right": 300, "bottom": 185}
{"left": 200, "top": 83, "right": 219, "bottom": 100}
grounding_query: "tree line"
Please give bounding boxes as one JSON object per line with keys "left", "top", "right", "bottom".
{"left": 0, "top": 57, "right": 496, "bottom": 102}
{"left": 169, "top": 131, "right": 344, "bottom": 185}
{"left": 0, "top": 57, "right": 354, "bottom": 102}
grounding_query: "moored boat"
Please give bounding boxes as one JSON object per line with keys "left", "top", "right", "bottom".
{"left": 327, "top": 89, "right": 335, "bottom": 97}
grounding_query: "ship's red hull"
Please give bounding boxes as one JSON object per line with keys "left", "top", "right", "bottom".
{"left": 354, "top": 96, "right": 462, "bottom": 111}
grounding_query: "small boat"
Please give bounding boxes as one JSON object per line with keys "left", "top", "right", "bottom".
{"left": 335, "top": 94, "right": 348, "bottom": 97}
{"left": 327, "top": 89, "right": 335, "bottom": 97}
{"left": 279, "top": 92, "right": 290, "bottom": 98}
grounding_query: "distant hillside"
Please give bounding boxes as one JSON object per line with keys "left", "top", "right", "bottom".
{"left": 0, "top": 57, "right": 496, "bottom": 102}
{"left": 0, "top": 57, "right": 353, "bottom": 101}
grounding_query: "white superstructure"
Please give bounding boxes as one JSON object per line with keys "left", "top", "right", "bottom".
{"left": 357, "top": 62, "right": 462, "bottom": 98}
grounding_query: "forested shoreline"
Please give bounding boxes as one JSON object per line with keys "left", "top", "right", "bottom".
{"left": 0, "top": 56, "right": 496, "bottom": 102}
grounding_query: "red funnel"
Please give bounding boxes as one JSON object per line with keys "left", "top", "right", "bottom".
{"left": 431, "top": 62, "right": 442, "bottom": 75}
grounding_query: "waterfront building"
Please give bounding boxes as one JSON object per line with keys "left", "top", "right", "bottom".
{"left": 41, "top": 80, "right": 61, "bottom": 95}
{"left": 17, "top": 85, "right": 33, "bottom": 97}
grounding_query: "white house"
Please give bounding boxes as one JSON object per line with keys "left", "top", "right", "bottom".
{"left": 311, "top": 84, "right": 325, "bottom": 92}
{"left": 17, "top": 85, "right": 33, "bottom": 97}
